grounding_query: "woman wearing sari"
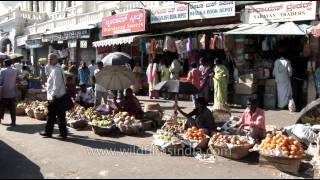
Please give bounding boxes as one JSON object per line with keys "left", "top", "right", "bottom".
{"left": 146, "top": 59, "right": 159, "bottom": 99}
{"left": 213, "top": 58, "right": 229, "bottom": 110}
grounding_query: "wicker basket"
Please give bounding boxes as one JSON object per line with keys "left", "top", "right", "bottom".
{"left": 25, "top": 108, "right": 35, "bottom": 118}
{"left": 16, "top": 107, "right": 26, "bottom": 116}
{"left": 209, "top": 143, "right": 254, "bottom": 160}
{"left": 91, "top": 124, "right": 116, "bottom": 136}
{"left": 34, "top": 111, "right": 47, "bottom": 121}
{"left": 68, "top": 120, "right": 88, "bottom": 130}
{"left": 119, "top": 125, "right": 140, "bottom": 135}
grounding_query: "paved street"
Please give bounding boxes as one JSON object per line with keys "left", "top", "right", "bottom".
{"left": 0, "top": 96, "right": 306, "bottom": 179}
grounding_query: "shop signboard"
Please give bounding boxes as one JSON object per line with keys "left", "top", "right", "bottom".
{"left": 25, "top": 39, "right": 43, "bottom": 49}
{"left": 16, "top": 35, "right": 28, "bottom": 47}
{"left": 244, "top": 1, "right": 317, "bottom": 24}
{"left": 150, "top": 4, "right": 188, "bottom": 24}
{"left": 42, "top": 29, "right": 90, "bottom": 42}
{"left": 189, "top": 1, "right": 235, "bottom": 20}
{"left": 102, "top": 9, "right": 146, "bottom": 36}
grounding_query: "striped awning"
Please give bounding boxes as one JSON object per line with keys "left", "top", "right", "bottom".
{"left": 93, "top": 35, "right": 142, "bottom": 48}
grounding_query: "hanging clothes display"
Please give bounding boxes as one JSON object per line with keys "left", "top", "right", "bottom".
{"left": 156, "top": 39, "right": 164, "bottom": 54}
{"left": 198, "top": 34, "right": 206, "bottom": 50}
{"left": 150, "top": 38, "right": 157, "bottom": 59}
{"left": 205, "top": 34, "right": 211, "bottom": 50}
{"left": 192, "top": 37, "right": 198, "bottom": 50}
{"left": 187, "top": 37, "right": 192, "bottom": 52}
{"left": 145, "top": 42, "right": 151, "bottom": 54}
{"left": 210, "top": 34, "right": 218, "bottom": 50}
{"left": 303, "top": 39, "right": 311, "bottom": 58}
{"left": 216, "top": 35, "right": 224, "bottom": 49}
{"left": 163, "top": 36, "right": 177, "bottom": 53}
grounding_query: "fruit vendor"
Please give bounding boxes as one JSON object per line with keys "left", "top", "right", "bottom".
{"left": 235, "top": 98, "right": 266, "bottom": 141}
{"left": 75, "top": 84, "right": 95, "bottom": 108}
{"left": 113, "top": 88, "right": 144, "bottom": 119}
{"left": 174, "top": 97, "right": 216, "bottom": 135}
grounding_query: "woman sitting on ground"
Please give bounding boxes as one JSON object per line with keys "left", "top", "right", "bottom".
{"left": 113, "top": 88, "right": 144, "bottom": 119}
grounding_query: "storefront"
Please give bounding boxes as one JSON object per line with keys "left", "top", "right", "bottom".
{"left": 42, "top": 25, "right": 98, "bottom": 64}
{"left": 224, "top": 1, "right": 318, "bottom": 111}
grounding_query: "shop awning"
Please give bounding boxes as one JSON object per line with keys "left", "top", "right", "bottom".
{"left": 93, "top": 34, "right": 146, "bottom": 48}
{"left": 225, "top": 22, "right": 307, "bottom": 36}
{"left": 163, "top": 23, "right": 241, "bottom": 34}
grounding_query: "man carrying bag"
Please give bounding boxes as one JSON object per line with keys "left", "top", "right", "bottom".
{"left": 40, "top": 53, "right": 73, "bottom": 139}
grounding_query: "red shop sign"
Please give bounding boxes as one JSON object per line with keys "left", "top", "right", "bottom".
{"left": 102, "top": 9, "right": 146, "bottom": 36}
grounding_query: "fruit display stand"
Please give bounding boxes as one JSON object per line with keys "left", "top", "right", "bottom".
{"left": 16, "top": 103, "right": 27, "bottom": 116}
{"left": 259, "top": 152, "right": 302, "bottom": 175}
{"left": 208, "top": 133, "right": 255, "bottom": 160}
{"left": 153, "top": 130, "right": 186, "bottom": 155}
{"left": 114, "top": 112, "right": 144, "bottom": 135}
{"left": 66, "top": 106, "right": 90, "bottom": 130}
{"left": 258, "top": 133, "right": 306, "bottom": 175}
{"left": 184, "top": 127, "right": 209, "bottom": 150}
{"left": 25, "top": 108, "right": 35, "bottom": 118}
{"left": 90, "top": 124, "right": 117, "bottom": 136}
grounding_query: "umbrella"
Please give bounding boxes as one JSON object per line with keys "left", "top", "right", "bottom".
{"left": 154, "top": 80, "right": 200, "bottom": 95}
{"left": 9, "top": 53, "right": 23, "bottom": 60}
{"left": 95, "top": 65, "right": 134, "bottom": 90}
{"left": 296, "top": 98, "right": 320, "bottom": 124}
{"left": 101, "top": 52, "right": 132, "bottom": 66}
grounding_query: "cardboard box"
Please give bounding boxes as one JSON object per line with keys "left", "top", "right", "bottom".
{"left": 234, "top": 82, "right": 257, "bottom": 95}
{"left": 265, "top": 79, "right": 276, "bottom": 87}
{"left": 239, "top": 73, "right": 257, "bottom": 84}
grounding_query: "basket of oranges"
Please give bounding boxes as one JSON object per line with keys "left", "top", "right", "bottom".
{"left": 184, "top": 127, "right": 209, "bottom": 150}
{"left": 258, "top": 133, "right": 305, "bottom": 175}
{"left": 259, "top": 133, "right": 306, "bottom": 159}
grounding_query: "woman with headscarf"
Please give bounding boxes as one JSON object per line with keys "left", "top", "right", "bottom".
{"left": 213, "top": 58, "right": 229, "bottom": 110}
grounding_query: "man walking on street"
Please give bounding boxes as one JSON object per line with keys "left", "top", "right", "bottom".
{"left": 78, "top": 61, "right": 90, "bottom": 86}
{"left": 93, "top": 61, "right": 109, "bottom": 107}
{"left": 88, "top": 60, "right": 97, "bottom": 86}
{"left": 0, "top": 59, "right": 18, "bottom": 126}
{"left": 40, "top": 53, "right": 68, "bottom": 139}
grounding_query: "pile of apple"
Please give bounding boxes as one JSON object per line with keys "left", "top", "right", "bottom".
{"left": 211, "top": 133, "right": 252, "bottom": 146}
{"left": 259, "top": 133, "right": 306, "bottom": 159}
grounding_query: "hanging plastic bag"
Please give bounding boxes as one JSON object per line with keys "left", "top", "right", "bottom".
{"left": 288, "top": 98, "right": 296, "bottom": 112}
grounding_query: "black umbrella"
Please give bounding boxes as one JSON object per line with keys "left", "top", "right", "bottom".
{"left": 101, "top": 52, "right": 132, "bottom": 66}
{"left": 154, "top": 80, "right": 200, "bottom": 95}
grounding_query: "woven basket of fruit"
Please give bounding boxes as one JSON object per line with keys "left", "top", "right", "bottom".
{"left": 209, "top": 133, "right": 255, "bottom": 160}
{"left": 184, "top": 127, "right": 209, "bottom": 150}
{"left": 90, "top": 119, "right": 116, "bottom": 136}
{"left": 68, "top": 119, "right": 88, "bottom": 129}
{"left": 114, "top": 112, "right": 143, "bottom": 135}
{"left": 153, "top": 131, "right": 185, "bottom": 155}
{"left": 25, "top": 108, "right": 35, "bottom": 118}
{"left": 34, "top": 112, "right": 47, "bottom": 121}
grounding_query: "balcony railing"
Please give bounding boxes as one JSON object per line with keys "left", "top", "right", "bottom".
{"left": 25, "top": 9, "right": 112, "bottom": 35}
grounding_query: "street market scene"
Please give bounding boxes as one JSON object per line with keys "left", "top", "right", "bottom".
{"left": 1, "top": 0, "right": 320, "bottom": 179}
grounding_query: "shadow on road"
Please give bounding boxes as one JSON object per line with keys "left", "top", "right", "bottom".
{"left": 6, "top": 123, "right": 45, "bottom": 134}
{"left": 0, "top": 141, "right": 44, "bottom": 179}
{"left": 53, "top": 134, "right": 151, "bottom": 155}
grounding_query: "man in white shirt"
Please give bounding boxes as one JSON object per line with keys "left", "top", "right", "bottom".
{"left": 40, "top": 53, "right": 68, "bottom": 139}
{"left": 88, "top": 60, "right": 97, "bottom": 86}
{"left": 76, "top": 84, "right": 95, "bottom": 108}
{"left": 93, "top": 61, "right": 109, "bottom": 107}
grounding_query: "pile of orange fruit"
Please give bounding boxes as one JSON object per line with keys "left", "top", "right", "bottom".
{"left": 259, "top": 133, "right": 306, "bottom": 159}
{"left": 185, "top": 127, "right": 206, "bottom": 141}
